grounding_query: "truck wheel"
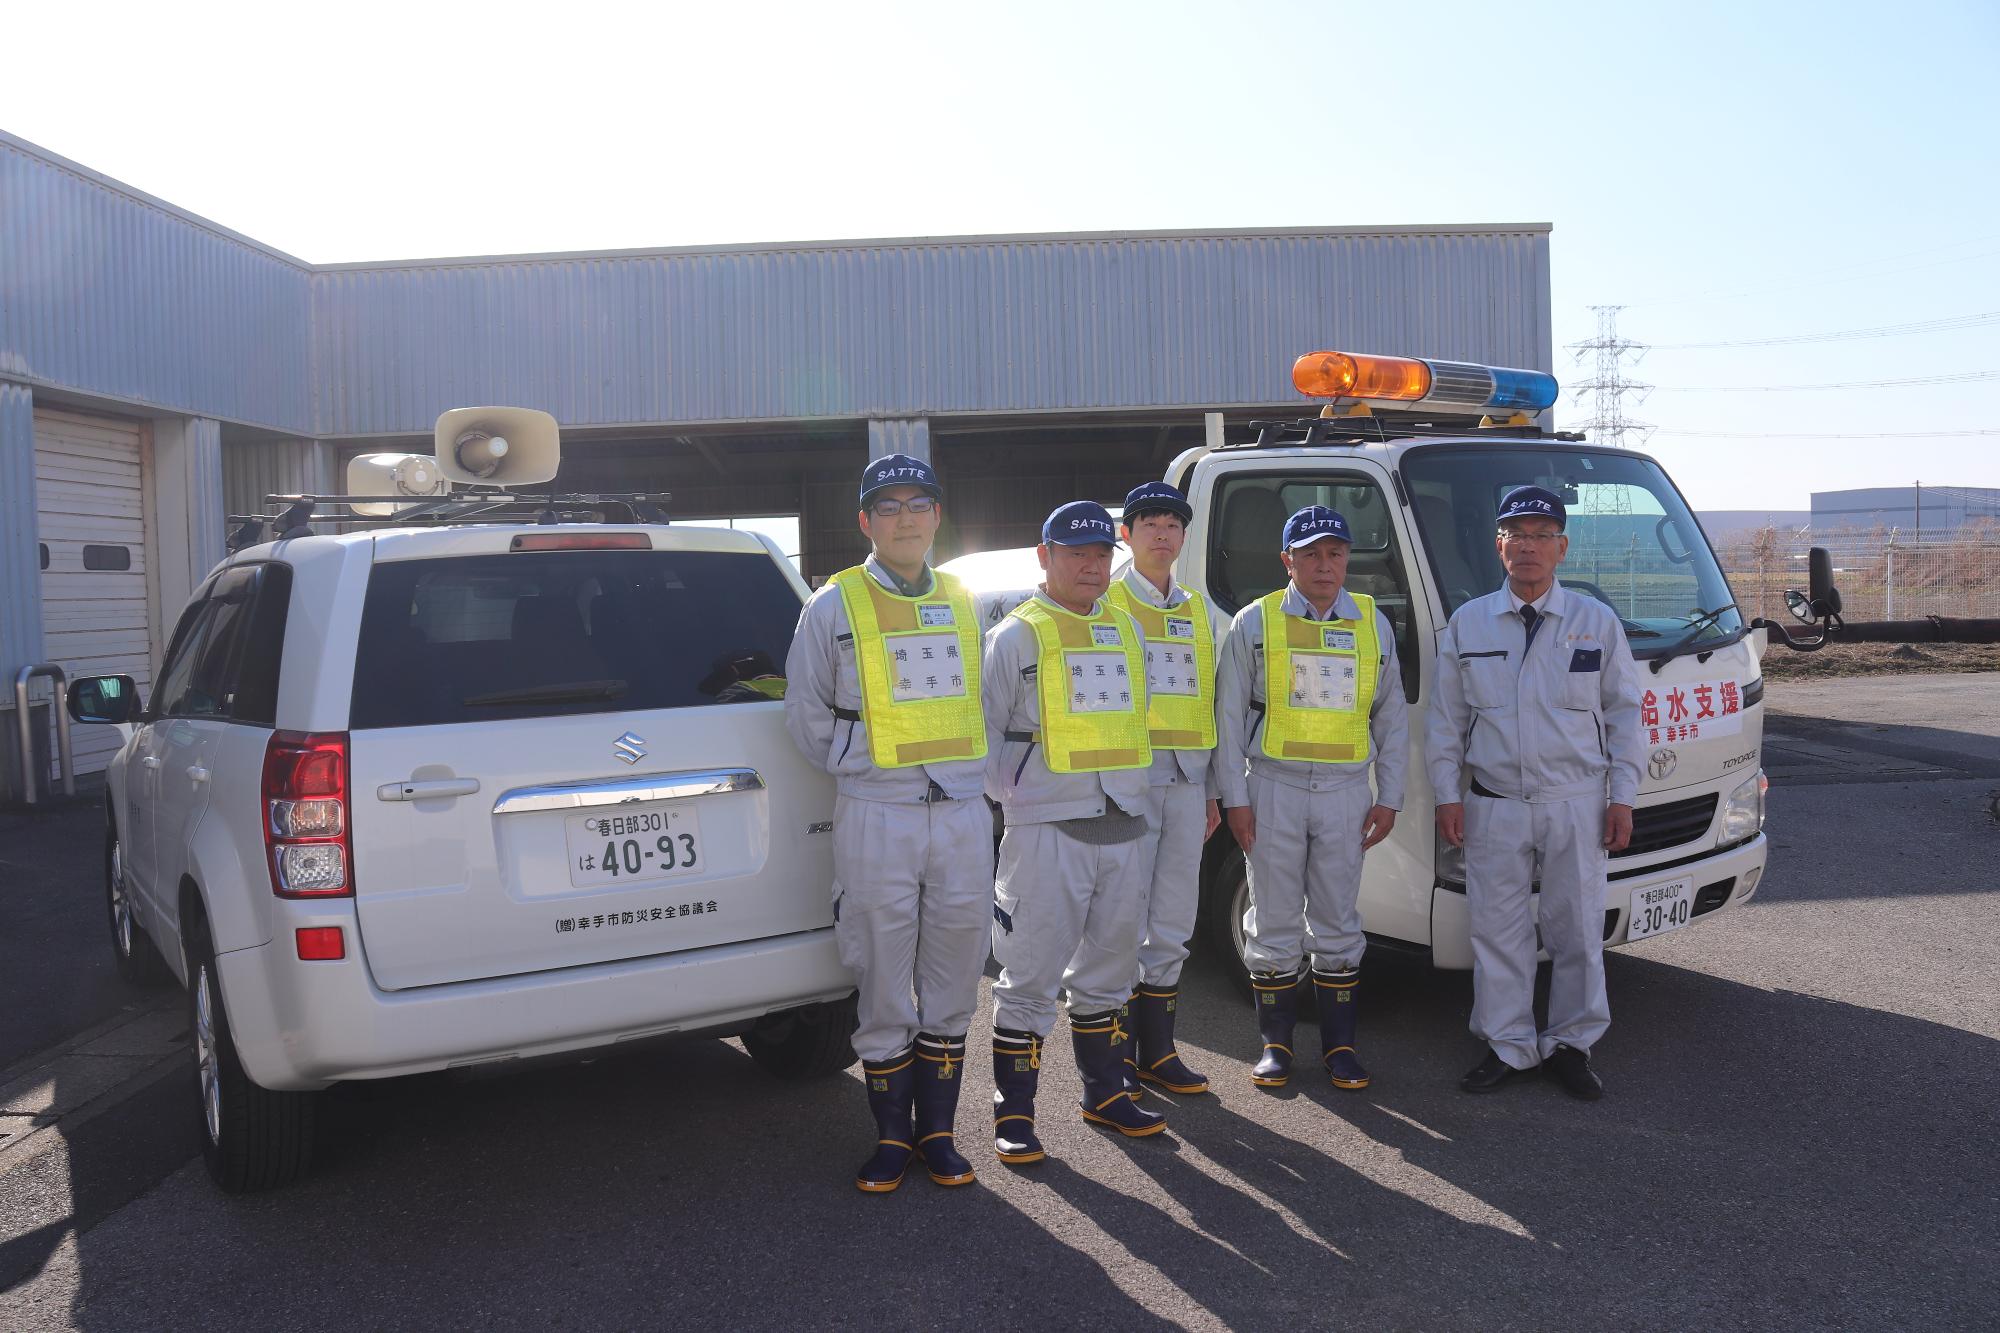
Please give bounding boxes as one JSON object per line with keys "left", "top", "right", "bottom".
{"left": 106, "top": 829, "right": 170, "bottom": 986}
{"left": 741, "top": 993, "right": 859, "bottom": 1080}
{"left": 187, "top": 922, "right": 317, "bottom": 1192}
{"left": 1202, "top": 847, "right": 1258, "bottom": 1003}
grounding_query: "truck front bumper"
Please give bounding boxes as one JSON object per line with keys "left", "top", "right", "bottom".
{"left": 1429, "top": 833, "right": 1768, "bottom": 970}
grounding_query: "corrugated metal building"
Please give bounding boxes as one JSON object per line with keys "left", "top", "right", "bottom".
{"left": 0, "top": 126, "right": 1554, "bottom": 798}
{"left": 1811, "top": 485, "right": 2000, "bottom": 534}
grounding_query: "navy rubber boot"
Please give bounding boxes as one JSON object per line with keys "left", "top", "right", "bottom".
{"left": 1131, "top": 987, "right": 1210, "bottom": 1094}
{"left": 991, "top": 1028, "right": 1047, "bottom": 1165}
{"left": 1120, "top": 994, "right": 1142, "bottom": 1098}
{"left": 1312, "top": 967, "right": 1371, "bottom": 1090}
{"left": 855, "top": 1046, "right": 917, "bottom": 1193}
{"left": 914, "top": 1033, "right": 976, "bottom": 1187}
{"left": 1250, "top": 970, "right": 1299, "bottom": 1088}
{"left": 1071, "top": 1010, "right": 1168, "bottom": 1137}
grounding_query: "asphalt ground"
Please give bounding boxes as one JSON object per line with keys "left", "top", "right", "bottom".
{"left": 2, "top": 674, "right": 1996, "bottom": 1331}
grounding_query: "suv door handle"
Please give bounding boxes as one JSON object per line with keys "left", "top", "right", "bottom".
{"left": 186, "top": 765, "right": 211, "bottom": 783}
{"left": 140, "top": 756, "right": 162, "bottom": 770}
{"left": 377, "top": 778, "right": 481, "bottom": 802}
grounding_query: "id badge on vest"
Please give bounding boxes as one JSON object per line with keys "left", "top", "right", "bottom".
{"left": 885, "top": 610, "right": 969, "bottom": 703}
{"left": 1289, "top": 628, "right": 1359, "bottom": 712}
{"left": 1143, "top": 614, "right": 1200, "bottom": 698}
{"left": 1067, "top": 622, "right": 1134, "bottom": 714}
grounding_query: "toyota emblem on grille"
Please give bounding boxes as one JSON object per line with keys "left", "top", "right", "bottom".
{"left": 613, "top": 732, "right": 647, "bottom": 765}
{"left": 1648, "top": 747, "right": 1677, "bottom": 781}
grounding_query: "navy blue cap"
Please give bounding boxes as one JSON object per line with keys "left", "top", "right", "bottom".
{"left": 1042, "top": 501, "right": 1120, "bottom": 546}
{"left": 1496, "top": 485, "right": 1566, "bottom": 529}
{"left": 1121, "top": 480, "right": 1193, "bottom": 525}
{"left": 1281, "top": 505, "right": 1352, "bottom": 550}
{"left": 859, "top": 453, "right": 942, "bottom": 505}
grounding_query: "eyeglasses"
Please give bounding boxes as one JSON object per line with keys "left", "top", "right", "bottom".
{"left": 1497, "top": 530, "right": 1563, "bottom": 548}
{"left": 869, "top": 496, "right": 937, "bottom": 517}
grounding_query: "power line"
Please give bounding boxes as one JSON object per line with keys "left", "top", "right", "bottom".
{"left": 1650, "top": 427, "right": 2000, "bottom": 439}
{"left": 1624, "top": 232, "right": 2000, "bottom": 309}
{"left": 1653, "top": 370, "right": 2000, "bottom": 393}
{"left": 1650, "top": 311, "right": 2000, "bottom": 350}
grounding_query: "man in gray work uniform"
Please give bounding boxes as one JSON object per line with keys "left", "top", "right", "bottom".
{"left": 984, "top": 500, "right": 1167, "bottom": 1164}
{"left": 1214, "top": 505, "right": 1408, "bottom": 1092}
{"left": 784, "top": 453, "right": 993, "bottom": 1192}
{"left": 1428, "top": 485, "right": 1644, "bottom": 1101}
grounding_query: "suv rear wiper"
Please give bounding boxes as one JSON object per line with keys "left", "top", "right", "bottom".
{"left": 1645, "top": 605, "right": 1739, "bottom": 674}
{"left": 463, "top": 680, "right": 629, "bottom": 707}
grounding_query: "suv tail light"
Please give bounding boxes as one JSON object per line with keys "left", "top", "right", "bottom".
{"left": 263, "top": 731, "right": 353, "bottom": 898}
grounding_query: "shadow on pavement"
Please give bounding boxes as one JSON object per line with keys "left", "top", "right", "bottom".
{"left": 8, "top": 945, "right": 1988, "bottom": 1330}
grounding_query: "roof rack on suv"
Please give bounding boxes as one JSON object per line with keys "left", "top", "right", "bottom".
{"left": 227, "top": 489, "right": 674, "bottom": 551}
{"left": 1233, "top": 412, "right": 1588, "bottom": 451}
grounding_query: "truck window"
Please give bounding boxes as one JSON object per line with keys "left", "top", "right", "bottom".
{"left": 1208, "top": 472, "right": 1419, "bottom": 702}
{"left": 1402, "top": 446, "right": 1744, "bottom": 654}
{"left": 349, "top": 549, "right": 802, "bottom": 728}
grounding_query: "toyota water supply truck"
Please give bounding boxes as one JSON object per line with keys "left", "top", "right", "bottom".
{"left": 945, "top": 350, "right": 1838, "bottom": 980}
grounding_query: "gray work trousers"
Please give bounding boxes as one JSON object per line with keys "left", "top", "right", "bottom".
{"left": 1134, "top": 781, "right": 1208, "bottom": 989}
{"left": 831, "top": 794, "right": 995, "bottom": 1061}
{"left": 1240, "top": 774, "right": 1372, "bottom": 974}
{"left": 1465, "top": 791, "right": 1612, "bottom": 1070}
{"left": 990, "top": 821, "right": 1145, "bottom": 1037}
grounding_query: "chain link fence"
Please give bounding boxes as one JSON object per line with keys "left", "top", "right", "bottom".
{"left": 1719, "top": 522, "right": 2000, "bottom": 622}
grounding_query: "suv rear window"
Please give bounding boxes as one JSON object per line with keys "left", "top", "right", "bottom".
{"left": 349, "top": 549, "right": 801, "bottom": 728}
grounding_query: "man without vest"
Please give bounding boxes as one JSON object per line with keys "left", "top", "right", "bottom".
{"left": 1215, "top": 506, "right": 1409, "bottom": 1092}
{"left": 1104, "top": 481, "right": 1223, "bottom": 1098}
{"left": 784, "top": 453, "right": 993, "bottom": 1193}
{"left": 983, "top": 501, "right": 1166, "bottom": 1162}
{"left": 1428, "top": 486, "right": 1643, "bottom": 1101}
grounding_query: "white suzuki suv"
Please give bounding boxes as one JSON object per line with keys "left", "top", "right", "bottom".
{"left": 67, "top": 493, "right": 855, "bottom": 1192}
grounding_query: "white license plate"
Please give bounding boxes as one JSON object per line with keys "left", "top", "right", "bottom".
{"left": 1626, "top": 877, "right": 1694, "bottom": 942}
{"left": 565, "top": 804, "right": 704, "bottom": 888}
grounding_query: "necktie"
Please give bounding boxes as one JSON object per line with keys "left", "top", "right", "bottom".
{"left": 1520, "top": 603, "right": 1543, "bottom": 653}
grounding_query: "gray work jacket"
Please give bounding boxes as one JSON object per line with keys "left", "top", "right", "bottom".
{"left": 1110, "top": 565, "right": 1223, "bottom": 793}
{"left": 1426, "top": 580, "right": 1645, "bottom": 806}
{"left": 783, "top": 555, "right": 989, "bottom": 803}
{"left": 981, "top": 590, "right": 1153, "bottom": 825}
{"left": 1213, "top": 584, "right": 1410, "bottom": 812}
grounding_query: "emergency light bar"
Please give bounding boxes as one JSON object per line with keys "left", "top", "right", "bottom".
{"left": 1291, "top": 351, "right": 1560, "bottom": 414}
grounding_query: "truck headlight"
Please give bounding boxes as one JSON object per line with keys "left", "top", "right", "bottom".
{"left": 1718, "top": 770, "right": 1767, "bottom": 844}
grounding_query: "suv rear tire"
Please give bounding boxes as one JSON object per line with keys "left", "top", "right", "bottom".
{"left": 106, "top": 828, "right": 171, "bottom": 986}
{"left": 741, "top": 993, "right": 859, "bottom": 1080}
{"left": 187, "top": 920, "right": 318, "bottom": 1192}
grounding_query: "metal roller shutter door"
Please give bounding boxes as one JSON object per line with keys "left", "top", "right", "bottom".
{"left": 34, "top": 409, "right": 153, "bottom": 777}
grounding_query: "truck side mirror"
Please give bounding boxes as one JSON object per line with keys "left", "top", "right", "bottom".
{"left": 1783, "top": 590, "right": 1813, "bottom": 624}
{"left": 1807, "top": 547, "right": 1843, "bottom": 619}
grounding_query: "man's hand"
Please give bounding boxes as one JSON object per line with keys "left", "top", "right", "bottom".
{"left": 1603, "top": 802, "right": 1633, "bottom": 852}
{"left": 1226, "top": 804, "right": 1256, "bottom": 854}
{"left": 1204, "top": 799, "right": 1221, "bottom": 842}
{"left": 1361, "top": 804, "right": 1397, "bottom": 851}
{"left": 1436, "top": 801, "right": 1466, "bottom": 849}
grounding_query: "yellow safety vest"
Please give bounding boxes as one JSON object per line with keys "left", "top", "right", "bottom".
{"left": 1258, "top": 589, "right": 1380, "bottom": 764}
{"left": 1008, "top": 597, "right": 1151, "bottom": 774}
{"left": 1105, "top": 581, "right": 1216, "bottom": 750}
{"left": 832, "top": 566, "right": 987, "bottom": 769}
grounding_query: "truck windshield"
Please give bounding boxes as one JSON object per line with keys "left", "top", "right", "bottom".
{"left": 1403, "top": 446, "right": 1743, "bottom": 654}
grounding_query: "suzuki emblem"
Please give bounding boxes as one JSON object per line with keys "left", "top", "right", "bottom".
{"left": 1648, "top": 747, "right": 1677, "bottom": 781}
{"left": 613, "top": 732, "right": 647, "bottom": 765}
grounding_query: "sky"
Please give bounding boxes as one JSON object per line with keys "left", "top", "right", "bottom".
{"left": 3, "top": 0, "right": 1996, "bottom": 513}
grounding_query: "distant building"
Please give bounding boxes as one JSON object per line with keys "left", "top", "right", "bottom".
{"left": 1810, "top": 486, "right": 2000, "bottom": 535}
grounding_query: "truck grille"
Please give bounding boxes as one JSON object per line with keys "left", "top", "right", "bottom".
{"left": 1614, "top": 793, "right": 1718, "bottom": 859}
